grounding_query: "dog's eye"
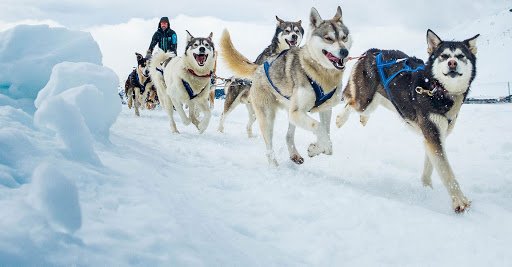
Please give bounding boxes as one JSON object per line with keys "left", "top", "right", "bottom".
{"left": 324, "top": 36, "right": 334, "bottom": 42}
{"left": 285, "top": 30, "right": 291, "bottom": 34}
{"left": 342, "top": 36, "right": 348, "bottom": 42}
{"left": 205, "top": 43, "right": 209, "bottom": 47}
{"left": 455, "top": 54, "right": 465, "bottom": 59}
{"left": 440, "top": 54, "right": 450, "bottom": 60}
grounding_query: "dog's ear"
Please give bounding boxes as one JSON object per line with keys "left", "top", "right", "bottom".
{"left": 207, "top": 32, "right": 213, "bottom": 41}
{"left": 135, "top": 52, "right": 143, "bottom": 61}
{"left": 464, "top": 34, "right": 480, "bottom": 55}
{"left": 333, "top": 6, "right": 342, "bottom": 22}
{"left": 426, "top": 29, "right": 442, "bottom": 54}
{"left": 297, "top": 20, "right": 302, "bottom": 25}
{"left": 310, "top": 7, "right": 322, "bottom": 28}
{"left": 186, "top": 30, "right": 194, "bottom": 43}
{"left": 276, "top": 16, "right": 284, "bottom": 26}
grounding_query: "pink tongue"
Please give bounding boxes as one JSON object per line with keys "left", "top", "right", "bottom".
{"left": 197, "top": 55, "right": 205, "bottom": 62}
{"left": 326, "top": 52, "right": 340, "bottom": 62}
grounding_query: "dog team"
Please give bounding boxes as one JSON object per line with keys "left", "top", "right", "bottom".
{"left": 124, "top": 6, "right": 480, "bottom": 213}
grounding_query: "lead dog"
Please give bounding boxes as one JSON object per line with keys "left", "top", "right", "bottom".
{"left": 221, "top": 6, "right": 351, "bottom": 166}
{"left": 335, "top": 30, "right": 479, "bottom": 212}
{"left": 150, "top": 31, "right": 216, "bottom": 134}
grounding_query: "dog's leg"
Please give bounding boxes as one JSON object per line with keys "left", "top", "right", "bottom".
{"left": 421, "top": 153, "right": 434, "bottom": 188}
{"left": 209, "top": 89, "right": 215, "bottom": 110}
{"left": 189, "top": 102, "right": 200, "bottom": 129}
{"left": 253, "top": 102, "right": 278, "bottom": 166}
{"left": 421, "top": 114, "right": 470, "bottom": 213}
{"left": 160, "top": 95, "right": 179, "bottom": 133}
{"left": 286, "top": 123, "right": 304, "bottom": 164}
{"left": 246, "top": 103, "right": 257, "bottom": 138}
{"left": 197, "top": 100, "right": 211, "bottom": 134}
{"left": 217, "top": 88, "right": 245, "bottom": 133}
{"left": 172, "top": 97, "right": 191, "bottom": 125}
{"left": 289, "top": 106, "right": 329, "bottom": 158}
{"left": 134, "top": 87, "right": 141, "bottom": 116}
{"left": 336, "top": 103, "right": 352, "bottom": 128}
{"left": 127, "top": 88, "right": 133, "bottom": 109}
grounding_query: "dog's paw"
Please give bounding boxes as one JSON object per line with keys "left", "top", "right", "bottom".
{"left": 182, "top": 118, "right": 191, "bottom": 125}
{"left": 422, "top": 175, "right": 433, "bottom": 188}
{"left": 290, "top": 154, "right": 304, "bottom": 165}
{"left": 308, "top": 143, "right": 323, "bottom": 157}
{"left": 335, "top": 115, "right": 344, "bottom": 128}
{"left": 452, "top": 196, "right": 471, "bottom": 213}
{"left": 308, "top": 142, "right": 332, "bottom": 157}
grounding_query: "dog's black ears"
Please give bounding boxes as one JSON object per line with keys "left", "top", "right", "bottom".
{"left": 426, "top": 29, "right": 442, "bottom": 54}
{"left": 207, "top": 32, "right": 213, "bottom": 41}
{"left": 135, "top": 52, "right": 143, "bottom": 61}
{"left": 186, "top": 30, "right": 194, "bottom": 42}
{"left": 333, "top": 6, "right": 343, "bottom": 22}
{"left": 464, "top": 34, "right": 480, "bottom": 55}
{"left": 297, "top": 20, "right": 302, "bottom": 25}
{"left": 276, "top": 16, "right": 284, "bottom": 26}
{"left": 310, "top": 7, "right": 322, "bottom": 27}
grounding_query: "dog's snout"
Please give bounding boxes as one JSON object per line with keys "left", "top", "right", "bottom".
{"left": 292, "top": 34, "right": 298, "bottom": 40}
{"left": 199, "top": 47, "right": 206, "bottom": 53}
{"left": 448, "top": 59, "right": 457, "bottom": 70}
{"left": 339, "top": 48, "right": 349, "bottom": 59}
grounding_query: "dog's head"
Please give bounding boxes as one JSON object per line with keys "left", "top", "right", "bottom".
{"left": 427, "top": 29, "right": 479, "bottom": 94}
{"left": 135, "top": 52, "right": 150, "bottom": 77}
{"left": 275, "top": 16, "right": 304, "bottom": 49}
{"left": 184, "top": 31, "right": 216, "bottom": 69}
{"left": 306, "top": 6, "right": 351, "bottom": 70}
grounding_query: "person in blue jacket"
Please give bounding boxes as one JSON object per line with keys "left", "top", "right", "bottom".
{"left": 146, "top": 17, "right": 177, "bottom": 58}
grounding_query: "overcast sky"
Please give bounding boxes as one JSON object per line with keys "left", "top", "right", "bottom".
{"left": 0, "top": 0, "right": 508, "bottom": 30}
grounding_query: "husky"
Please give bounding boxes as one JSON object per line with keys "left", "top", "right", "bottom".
{"left": 221, "top": 6, "right": 351, "bottom": 166}
{"left": 150, "top": 31, "right": 216, "bottom": 134}
{"left": 218, "top": 16, "right": 304, "bottom": 136}
{"left": 335, "top": 30, "right": 479, "bottom": 213}
{"left": 217, "top": 77, "right": 254, "bottom": 136}
{"left": 125, "top": 52, "right": 155, "bottom": 116}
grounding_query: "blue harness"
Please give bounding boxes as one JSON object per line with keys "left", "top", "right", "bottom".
{"left": 182, "top": 79, "right": 207, "bottom": 100}
{"left": 375, "top": 52, "right": 425, "bottom": 115}
{"left": 263, "top": 50, "right": 337, "bottom": 109}
{"left": 134, "top": 70, "right": 151, "bottom": 93}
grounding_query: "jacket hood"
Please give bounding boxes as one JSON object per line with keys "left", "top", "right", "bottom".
{"left": 157, "top": 17, "right": 170, "bottom": 30}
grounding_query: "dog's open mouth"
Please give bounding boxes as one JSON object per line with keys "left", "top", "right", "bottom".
{"left": 286, "top": 39, "right": 298, "bottom": 47}
{"left": 444, "top": 70, "right": 463, "bottom": 78}
{"left": 322, "top": 49, "right": 345, "bottom": 70}
{"left": 194, "top": 53, "right": 208, "bottom": 66}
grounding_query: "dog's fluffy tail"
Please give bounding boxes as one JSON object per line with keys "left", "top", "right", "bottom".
{"left": 220, "top": 29, "right": 258, "bottom": 78}
{"left": 149, "top": 52, "right": 170, "bottom": 96}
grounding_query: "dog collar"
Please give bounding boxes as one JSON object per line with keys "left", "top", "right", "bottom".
{"left": 187, "top": 69, "right": 212, "bottom": 78}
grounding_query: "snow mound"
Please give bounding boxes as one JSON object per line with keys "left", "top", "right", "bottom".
{"left": 30, "top": 162, "right": 82, "bottom": 234}
{"left": 35, "top": 62, "right": 120, "bottom": 145}
{"left": 0, "top": 25, "right": 102, "bottom": 101}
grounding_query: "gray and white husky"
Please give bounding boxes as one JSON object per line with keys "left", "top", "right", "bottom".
{"left": 150, "top": 31, "right": 216, "bottom": 134}
{"left": 335, "top": 30, "right": 479, "bottom": 212}
{"left": 217, "top": 16, "right": 304, "bottom": 137}
{"left": 221, "top": 6, "right": 351, "bottom": 166}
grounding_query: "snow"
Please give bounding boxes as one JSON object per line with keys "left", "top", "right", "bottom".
{"left": 1, "top": 8, "right": 512, "bottom": 267}
{"left": 30, "top": 162, "right": 82, "bottom": 234}
{"left": 0, "top": 24, "right": 102, "bottom": 111}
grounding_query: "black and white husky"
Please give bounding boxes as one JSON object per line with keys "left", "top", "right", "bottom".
{"left": 335, "top": 30, "right": 479, "bottom": 213}
{"left": 125, "top": 52, "right": 155, "bottom": 116}
{"left": 150, "top": 31, "right": 216, "bottom": 134}
{"left": 217, "top": 17, "right": 304, "bottom": 136}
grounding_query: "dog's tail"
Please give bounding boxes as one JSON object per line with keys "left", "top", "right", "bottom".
{"left": 220, "top": 29, "right": 258, "bottom": 78}
{"left": 149, "top": 52, "right": 170, "bottom": 96}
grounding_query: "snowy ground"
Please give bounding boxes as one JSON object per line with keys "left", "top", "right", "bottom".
{"left": 53, "top": 101, "right": 512, "bottom": 266}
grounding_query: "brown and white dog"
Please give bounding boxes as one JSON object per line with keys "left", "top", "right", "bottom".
{"left": 335, "top": 29, "right": 479, "bottom": 213}
{"left": 125, "top": 52, "right": 156, "bottom": 116}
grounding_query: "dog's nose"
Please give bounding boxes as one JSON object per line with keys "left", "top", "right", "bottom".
{"left": 292, "top": 34, "right": 298, "bottom": 40}
{"left": 199, "top": 47, "right": 206, "bottom": 53}
{"left": 339, "top": 48, "right": 349, "bottom": 59}
{"left": 448, "top": 59, "right": 458, "bottom": 70}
